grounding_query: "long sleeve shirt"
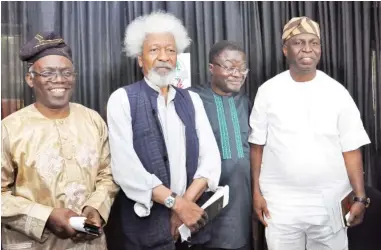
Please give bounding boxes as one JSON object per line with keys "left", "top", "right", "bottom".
{"left": 1, "top": 103, "right": 119, "bottom": 250}
{"left": 107, "top": 79, "right": 221, "bottom": 216}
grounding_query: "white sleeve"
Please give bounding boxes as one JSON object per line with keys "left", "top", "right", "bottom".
{"left": 248, "top": 87, "right": 268, "bottom": 145}
{"left": 190, "top": 92, "right": 221, "bottom": 192}
{"left": 338, "top": 90, "right": 371, "bottom": 152}
{"left": 107, "top": 88, "right": 162, "bottom": 217}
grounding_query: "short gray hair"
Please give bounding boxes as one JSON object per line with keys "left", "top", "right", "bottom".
{"left": 123, "top": 11, "right": 191, "bottom": 58}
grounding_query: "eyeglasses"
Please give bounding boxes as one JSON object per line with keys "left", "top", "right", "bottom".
{"left": 214, "top": 62, "right": 249, "bottom": 75}
{"left": 30, "top": 70, "right": 77, "bottom": 80}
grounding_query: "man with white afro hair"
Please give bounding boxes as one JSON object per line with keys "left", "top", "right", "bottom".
{"left": 124, "top": 11, "right": 191, "bottom": 58}
{"left": 107, "top": 11, "right": 222, "bottom": 250}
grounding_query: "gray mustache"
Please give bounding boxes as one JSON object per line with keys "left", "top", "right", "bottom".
{"left": 153, "top": 63, "right": 174, "bottom": 70}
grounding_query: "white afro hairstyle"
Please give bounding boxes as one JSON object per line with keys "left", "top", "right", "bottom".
{"left": 123, "top": 11, "right": 192, "bottom": 58}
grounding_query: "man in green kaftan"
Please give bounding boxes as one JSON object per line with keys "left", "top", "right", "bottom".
{"left": 189, "top": 41, "right": 252, "bottom": 250}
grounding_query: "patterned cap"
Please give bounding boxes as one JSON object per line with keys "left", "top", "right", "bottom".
{"left": 282, "top": 16, "right": 320, "bottom": 42}
{"left": 19, "top": 31, "right": 72, "bottom": 64}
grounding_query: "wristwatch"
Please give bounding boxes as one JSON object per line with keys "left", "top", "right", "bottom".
{"left": 353, "top": 196, "right": 371, "bottom": 208}
{"left": 164, "top": 192, "right": 177, "bottom": 209}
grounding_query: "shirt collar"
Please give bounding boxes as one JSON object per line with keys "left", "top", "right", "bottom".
{"left": 144, "top": 77, "right": 176, "bottom": 102}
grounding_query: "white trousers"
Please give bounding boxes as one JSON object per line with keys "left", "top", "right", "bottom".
{"left": 265, "top": 218, "right": 348, "bottom": 250}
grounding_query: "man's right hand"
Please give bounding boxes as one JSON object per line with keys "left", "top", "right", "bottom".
{"left": 253, "top": 192, "right": 270, "bottom": 227}
{"left": 172, "top": 196, "right": 207, "bottom": 233}
{"left": 46, "top": 208, "right": 79, "bottom": 239}
{"left": 170, "top": 211, "right": 182, "bottom": 241}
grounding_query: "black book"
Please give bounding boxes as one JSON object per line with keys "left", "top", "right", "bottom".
{"left": 178, "top": 185, "right": 229, "bottom": 241}
{"left": 204, "top": 195, "right": 225, "bottom": 221}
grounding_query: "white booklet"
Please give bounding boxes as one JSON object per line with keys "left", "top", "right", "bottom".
{"left": 178, "top": 185, "right": 229, "bottom": 242}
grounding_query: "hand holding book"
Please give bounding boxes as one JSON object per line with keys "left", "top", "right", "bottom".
{"left": 178, "top": 185, "right": 230, "bottom": 242}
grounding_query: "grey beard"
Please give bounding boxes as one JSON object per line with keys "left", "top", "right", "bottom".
{"left": 147, "top": 69, "right": 176, "bottom": 88}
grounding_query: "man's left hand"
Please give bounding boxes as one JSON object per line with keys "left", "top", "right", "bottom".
{"left": 347, "top": 202, "right": 366, "bottom": 227}
{"left": 71, "top": 206, "right": 103, "bottom": 242}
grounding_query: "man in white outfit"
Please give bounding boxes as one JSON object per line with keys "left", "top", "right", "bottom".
{"left": 249, "top": 16, "right": 371, "bottom": 250}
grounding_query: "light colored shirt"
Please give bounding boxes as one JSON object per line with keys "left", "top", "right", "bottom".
{"left": 107, "top": 79, "right": 221, "bottom": 216}
{"left": 1, "top": 103, "right": 119, "bottom": 250}
{"left": 249, "top": 70, "right": 370, "bottom": 225}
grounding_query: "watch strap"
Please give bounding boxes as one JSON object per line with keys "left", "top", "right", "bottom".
{"left": 353, "top": 196, "right": 371, "bottom": 208}
{"left": 164, "top": 192, "right": 178, "bottom": 209}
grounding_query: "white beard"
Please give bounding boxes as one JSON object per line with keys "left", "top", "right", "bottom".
{"left": 147, "top": 68, "right": 177, "bottom": 88}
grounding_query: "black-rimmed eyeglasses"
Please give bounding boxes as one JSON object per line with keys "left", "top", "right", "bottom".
{"left": 213, "top": 62, "right": 249, "bottom": 75}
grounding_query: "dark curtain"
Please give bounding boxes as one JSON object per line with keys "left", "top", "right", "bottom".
{"left": 372, "top": 2, "right": 381, "bottom": 191}
{"left": 1, "top": 1, "right": 380, "bottom": 250}
{"left": 1, "top": 2, "right": 28, "bottom": 117}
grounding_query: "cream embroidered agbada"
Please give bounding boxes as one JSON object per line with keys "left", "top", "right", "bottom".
{"left": 1, "top": 103, "right": 119, "bottom": 250}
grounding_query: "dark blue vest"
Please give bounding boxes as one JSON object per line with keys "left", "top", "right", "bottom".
{"left": 117, "top": 80, "right": 211, "bottom": 250}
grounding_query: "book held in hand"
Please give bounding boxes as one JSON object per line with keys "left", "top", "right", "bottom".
{"left": 321, "top": 181, "right": 353, "bottom": 233}
{"left": 340, "top": 191, "right": 354, "bottom": 227}
{"left": 178, "top": 185, "right": 229, "bottom": 242}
